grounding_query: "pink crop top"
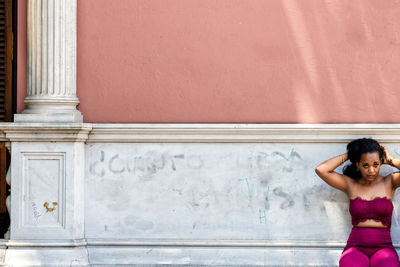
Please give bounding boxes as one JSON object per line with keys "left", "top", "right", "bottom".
{"left": 349, "top": 197, "right": 393, "bottom": 228}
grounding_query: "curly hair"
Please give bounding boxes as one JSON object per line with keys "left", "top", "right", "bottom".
{"left": 343, "top": 138, "right": 384, "bottom": 180}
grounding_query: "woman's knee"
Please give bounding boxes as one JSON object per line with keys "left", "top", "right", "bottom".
{"left": 370, "top": 248, "right": 400, "bottom": 267}
{"left": 339, "top": 248, "right": 369, "bottom": 267}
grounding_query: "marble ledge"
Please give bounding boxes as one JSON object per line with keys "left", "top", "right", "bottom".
{"left": 85, "top": 238, "right": 346, "bottom": 248}
{"left": 88, "top": 123, "right": 400, "bottom": 143}
{"left": 0, "top": 123, "right": 92, "bottom": 142}
{"left": 0, "top": 123, "right": 399, "bottom": 143}
{"left": 0, "top": 238, "right": 349, "bottom": 249}
{"left": 5, "top": 239, "right": 87, "bottom": 248}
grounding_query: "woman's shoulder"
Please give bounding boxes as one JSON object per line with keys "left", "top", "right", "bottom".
{"left": 382, "top": 173, "right": 399, "bottom": 182}
{"left": 375, "top": 174, "right": 397, "bottom": 193}
{"left": 383, "top": 172, "right": 400, "bottom": 189}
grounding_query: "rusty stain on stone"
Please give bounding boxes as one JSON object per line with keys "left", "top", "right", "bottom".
{"left": 43, "top": 202, "right": 58, "bottom": 212}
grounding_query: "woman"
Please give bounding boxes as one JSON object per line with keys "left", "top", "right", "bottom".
{"left": 315, "top": 138, "right": 400, "bottom": 267}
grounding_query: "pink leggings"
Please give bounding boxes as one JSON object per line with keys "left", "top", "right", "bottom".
{"left": 339, "top": 227, "right": 400, "bottom": 267}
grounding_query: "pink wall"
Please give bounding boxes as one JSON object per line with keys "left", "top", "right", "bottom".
{"left": 18, "top": 0, "right": 400, "bottom": 123}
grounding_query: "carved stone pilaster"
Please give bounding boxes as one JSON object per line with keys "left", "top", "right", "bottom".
{"left": 3, "top": 124, "right": 91, "bottom": 266}
{"left": 15, "top": 0, "right": 82, "bottom": 123}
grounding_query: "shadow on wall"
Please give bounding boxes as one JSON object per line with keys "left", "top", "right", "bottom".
{"left": 75, "top": 0, "right": 400, "bottom": 123}
{"left": 279, "top": 0, "right": 400, "bottom": 123}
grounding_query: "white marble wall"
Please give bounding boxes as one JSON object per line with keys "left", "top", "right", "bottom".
{"left": 83, "top": 141, "right": 400, "bottom": 266}
{"left": 0, "top": 240, "right": 5, "bottom": 265}
{"left": 1, "top": 124, "right": 400, "bottom": 266}
{"left": 85, "top": 143, "right": 351, "bottom": 241}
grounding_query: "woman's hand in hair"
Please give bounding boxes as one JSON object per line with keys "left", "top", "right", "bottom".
{"left": 380, "top": 145, "right": 400, "bottom": 189}
{"left": 381, "top": 145, "right": 393, "bottom": 165}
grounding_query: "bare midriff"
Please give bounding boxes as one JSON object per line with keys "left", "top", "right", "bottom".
{"left": 356, "top": 219, "right": 387, "bottom": 228}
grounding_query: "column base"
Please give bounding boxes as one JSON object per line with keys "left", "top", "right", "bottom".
{"left": 14, "top": 112, "right": 83, "bottom": 123}
{"left": 15, "top": 97, "right": 83, "bottom": 123}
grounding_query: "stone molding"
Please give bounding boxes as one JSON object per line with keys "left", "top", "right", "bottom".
{"left": 0, "top": 123, "right": 399, "bottom": 142}
{"left": 65, "top": 123, "right": 400, "bottom": 143}
{"left": 85, "top": 238, "right": 346, "bottom": 248}
{"left": 86, "top": 246, "right": 343, "bottom": 266}
{"left": 5, "top": 239, "right": 87, "bottom": 247}
{"left": 0, "top": 123, "right": 92, "bottom": 142}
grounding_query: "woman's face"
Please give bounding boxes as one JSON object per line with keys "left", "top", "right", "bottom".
{"left": 356, "top": 152, "right": 382, "bottom": 182}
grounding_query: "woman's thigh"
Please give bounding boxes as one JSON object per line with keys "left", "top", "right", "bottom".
{"left": 339, "top": 247, "right": 369, "bottom": 267}
{"left": 370, "top": 248, "right": 400, "bottom": 267}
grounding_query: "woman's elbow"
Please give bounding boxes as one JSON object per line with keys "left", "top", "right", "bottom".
{"left": 315, "top": 166, "right": 322, "bottom": 176}
{"left": 315, "top": 166, "right": 327, "bottom": 178}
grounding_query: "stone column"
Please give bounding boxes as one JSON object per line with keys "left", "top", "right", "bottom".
{"left": 4, "top": 1, "right": 90, "bottom": 265}
{"left": 14, "top": 0, "right": 82, "bottom": 123}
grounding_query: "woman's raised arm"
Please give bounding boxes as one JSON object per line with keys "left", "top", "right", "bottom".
{"left": 381, "top": 145, "right": 400, "bottom": 189}
{"left": 315, "top": 153, "right": 349, "bottom": 192}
